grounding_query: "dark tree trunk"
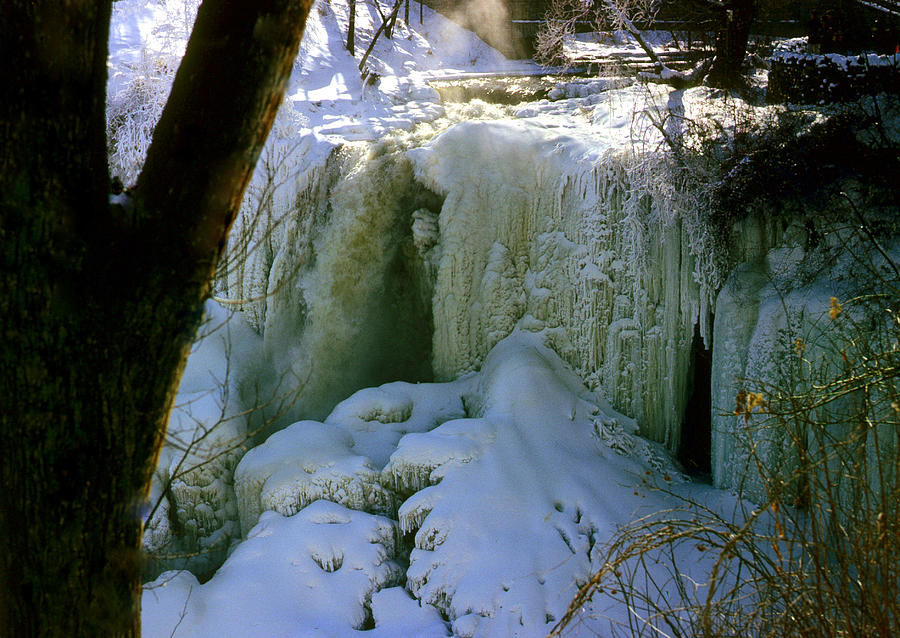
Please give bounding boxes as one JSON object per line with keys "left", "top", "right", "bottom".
{"left": 348, "top": 0, "right": 357, "bottom": 55}
{"left": 706, "top": 0, "right": 757, "bottom": 88}
{"left": 386, "top": 0, "right": 402, "bottom": 38}
{"left": 0, "top": 0, "right": 313, "bottom": 636}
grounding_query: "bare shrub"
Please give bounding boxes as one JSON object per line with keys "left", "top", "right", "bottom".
{"left": 551, "top": 96, "right": 900, "bottom": 635}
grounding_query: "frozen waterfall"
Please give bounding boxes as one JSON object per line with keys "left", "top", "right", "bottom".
{"left": 142, "top": 87, "right": 897, "bottom": 638}
{"left": 219, "top": 112, "right": 709, "bottom": 455}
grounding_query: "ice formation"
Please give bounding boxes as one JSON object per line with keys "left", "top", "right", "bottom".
{"left": 409, "top": 116, "right": 704, "bottom": 450}
{"left": 218, "top": 88, "right": 715, "bottom": 454}
{"left": 114, "top": 2, "right": 900, "bottom": 636}
{"left": 711, "top": 220, "right": 900, "bottom": 499}
{"left": 219, "top": 138, "right": 440, "bottom": 422}
{"left": 142, "top": 110, "right": 898, "bottom": 632}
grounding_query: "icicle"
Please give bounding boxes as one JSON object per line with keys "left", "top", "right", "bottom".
{"left": 407, "top": 119, "right": 710, "bottom": 452}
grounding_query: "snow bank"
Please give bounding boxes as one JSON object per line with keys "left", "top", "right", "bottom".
{"left": 146, "top": 331, "right": 698, "bottom": 638}
{"left": 142, "top": 501, "right": 447, "bottom": 638}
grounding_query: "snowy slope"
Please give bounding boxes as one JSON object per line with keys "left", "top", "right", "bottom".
{"left": 145, "top": 332, "right": 736, "bottom": 638}
{"left": 107, "top": 0, "right": 536, "bottom": 176}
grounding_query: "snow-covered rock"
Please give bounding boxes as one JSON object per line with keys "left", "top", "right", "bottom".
{"left": 389, "top": 332, "right": 682, "bottom": 636}
{"left": 142, "top": 501, "right": 415, "bottom": 638}
{"left": 233, "top": 377, "right": 475, "bottom": 534}
{"left": 233, "top": 420, "right": 395, "bottom": 536}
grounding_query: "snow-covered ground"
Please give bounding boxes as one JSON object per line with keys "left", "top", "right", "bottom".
{"left": 107, "top": 0, "right": 538, "bottom": 164}
{"left": 105, "top": 2, "right": 827, "bottom": 637}
{"left": 145, "top": 329, "right": 740, "bottom": 638}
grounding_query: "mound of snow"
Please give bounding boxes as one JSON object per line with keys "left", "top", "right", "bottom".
{"left": 234, "top": 420, "right": 395, "bottom": 536}
{"left": 143, "top": 501, "right": 437, "bottom": 638}
{"left": 234, "top": 378, "right": 476, "bottom": 534}
{"left": 390, "top": 332, "right": 681, "bottom": 636}
{"left": 148, "top": 332, "right": 706, "bottom": 638}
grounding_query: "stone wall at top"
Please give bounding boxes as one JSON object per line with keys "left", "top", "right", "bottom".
{"left": 768, "top": 40, "right": 900, "bottom": 104}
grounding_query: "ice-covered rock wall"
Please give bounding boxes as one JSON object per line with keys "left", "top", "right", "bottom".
{"left": 216, "top": 98, "right": 897, "bottom": 504}
{"left": 711, "top": 217, "right": 900, "bottom": 500}
{"left": 409, "top": 118, "right": 704, "bottom": 450}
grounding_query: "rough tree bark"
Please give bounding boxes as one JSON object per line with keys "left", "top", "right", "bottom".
{"left": 704, "top": 0, "right": 757, "bottom": 88}
{"left": 348, "top": 0, "right": 357, "bottom": 55}
{"left": 0, "top": 1, "right": 313, "bottom": 636}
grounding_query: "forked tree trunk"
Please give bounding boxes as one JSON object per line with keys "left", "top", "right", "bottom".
{"left": 0, "top": 1, "right": 313, "bottom": 636}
